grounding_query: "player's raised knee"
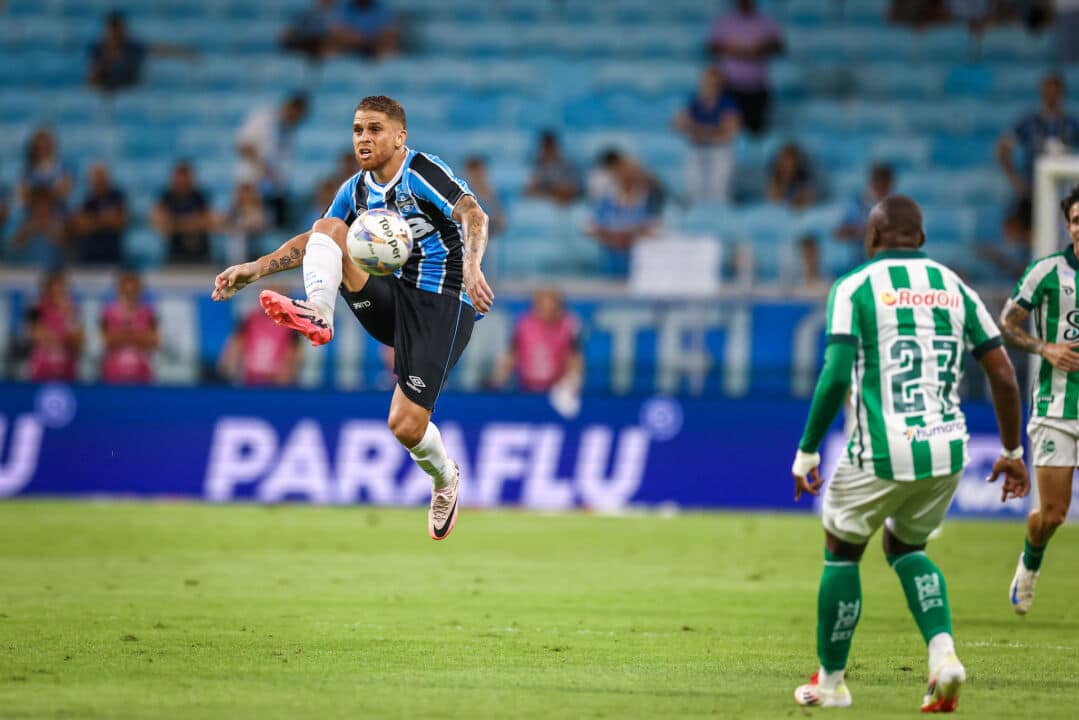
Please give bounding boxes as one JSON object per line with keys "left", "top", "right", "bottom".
{"left": 311, "top": 217, "right": 348, "bottom": 243}
{"left": 388, "top": 408, "right": 426, "bottom": 448}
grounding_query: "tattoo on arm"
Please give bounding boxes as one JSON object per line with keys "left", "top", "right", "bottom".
{"left": 265, "top": 246, "right": 305, "bottom": 276}
{"left": 457, "top": 198, "right": 488, "bottom": 264}
{"left": 1000, "top": 301, "right": 1044, "bottom": 355}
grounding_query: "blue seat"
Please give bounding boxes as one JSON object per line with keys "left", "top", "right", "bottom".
{"left": 123, "top": 226, "right": 166, "bottom": 270}
{"left": 979, "top": 27, "right": 1052, "bottom": 63}
{"left": 857, "top": 63, "right": 942, "bottom": 100}
{"left": 944, "top": 64, "right": 995, "bottom": 98}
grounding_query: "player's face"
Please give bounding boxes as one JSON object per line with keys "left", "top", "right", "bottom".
{"left": 353, "top": 110, "right": 406, "bottom": 172}
{"left": 1069, "top": 204, "right": 1079, "bottom": 244}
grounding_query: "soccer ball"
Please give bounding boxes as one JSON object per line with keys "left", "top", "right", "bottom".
{"left": 346, "top": 209, "right": 413, "bottom": 276}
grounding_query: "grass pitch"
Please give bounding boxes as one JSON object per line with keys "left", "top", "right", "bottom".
{"left": 1, "top": 501, "right": 1077, "bottom": 719}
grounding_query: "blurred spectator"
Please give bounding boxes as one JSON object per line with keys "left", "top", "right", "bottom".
{"left": 73, "top": 163, "right": 128, "bottom": 265}
{"left": 766, "top": 143, "right": 816, "bottom": 209}
{"left": 979, "top": 206, "right": 1033, "bottom": 277}
{"left": 21, "top": 128, "right": 74, "bottom": 206}
{"left": 306, "top": 177, "right": 341, "bottom": 228}
{"left": 672, "top": 67, "right": 742, "bottom": 204}
{"left": 0, "top": 176, "right": 10, "bottom": 238}
{"left": 9, "top": 189, "right": 69, "bottom": 267}
{"left": 25, "top": 271, "right": 83, "bottom": 383}
{"left": 708, "top": 0, "right": 784, "bottom": 134}
{"left": 889, "top": 0, "right": 951, "bottom": 28}
{"left": 525, "top": 131, "right": 583, "bottom": 204}
{"left": 221, "top": 182, "right": 270, "bottom": 267}
{"left": 331, "top": 148, "right": 359, "bottom": 188}
{"left": 587, "top": 156, "right": 661, "bottom": 278}
{"left": 835, "top": 164, "right": 895, "bottom": 242}
{"left": 235, "top": 92, "right": 309, "bottom": 228}
{"left": 587, "top": 148, "right": 623, "bottom": 203}
{"left": 797, "top": 234, "right": 830, "bottom": 295}
{"left": 997, "top": 72, "right": 1079, "bottom": 230}
{"left": 100, "top": 271, "right": 158, "bottom": 384}
{"left": 463, "top": 156, "right": 506, "bottom": 236}
{"left": 152, "top": 161, "right": 214, "bottom": 264}
{"left": 1055, "top": 0, "right": 1079, "bottom": 63}
{"left": 280, "top": 0, "right": 339, "bottom": 60}
{"left": 218, "top": 298, "right": 303, "bottom": 386}
{"left": 327, "top": 0, "right": 401, "bottom": 59}
{"left": 86, "top": 11, "right": 146, "bottom": 92}
{"left": 489, "top": 288, "right": 583, "bottom": 394}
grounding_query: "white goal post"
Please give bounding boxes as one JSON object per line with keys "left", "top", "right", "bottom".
{"left": 1033, "top": 153, "right": 1079, "bottom": 261}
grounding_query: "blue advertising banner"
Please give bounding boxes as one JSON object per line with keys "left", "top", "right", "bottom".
{"left": 0, "top": 383, "right": 1036, "bottom": 517}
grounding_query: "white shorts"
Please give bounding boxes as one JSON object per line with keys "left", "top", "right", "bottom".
{"left": 822, "top": 458, "right": 961, "bottom": 545}
{"left": 1028, "top": 417, "right": 1079, "bottom": 468}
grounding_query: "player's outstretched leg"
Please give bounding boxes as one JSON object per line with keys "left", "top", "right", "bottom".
{"left": 1011, "top": 466, "right": 1071, "bottom": 615}
{"left": 388, "top": 387, "right": 460, "bottom": 540}
{"left": 261, "top": 217, "right": 349, "bottom": 346}
{"left": 884, "top": 529, "right": 964, "bottom": 713}
{"left": 794, "top": 539, "right": 861, "bottom": 708}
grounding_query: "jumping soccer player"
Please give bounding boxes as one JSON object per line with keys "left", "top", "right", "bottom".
{"left": 211, "top": 95, "right": 494, "bottom": 541}
{"left": 998, "top": 183, "right": 1079, "bottom": 614}
{"left": 789, "top": 196, "right": 1029, "bottom": 711}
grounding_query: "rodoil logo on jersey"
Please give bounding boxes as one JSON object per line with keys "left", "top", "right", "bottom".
{"left": 879, "top": 289, "right": 962, "bottom": 308}
{"left": 904, "top": 419, "right": 966, "bottom": 443}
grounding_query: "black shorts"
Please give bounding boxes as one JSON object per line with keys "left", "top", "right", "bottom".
{"left": 340, "top": 276, "right": 474, "bottom": 411}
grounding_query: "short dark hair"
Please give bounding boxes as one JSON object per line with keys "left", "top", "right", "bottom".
{"left": 870, "top": 163, "right": 894, "bottom": 184}
{"left": 1062, "top": 183, "right": 1079, "bottom": 221}
{"left": 356, "top": 95, "right": 407, "bottom": 128}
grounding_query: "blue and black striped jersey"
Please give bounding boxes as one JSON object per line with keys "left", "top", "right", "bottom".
{"left": 324, "top": 148, "right": 474, "bottom": 306}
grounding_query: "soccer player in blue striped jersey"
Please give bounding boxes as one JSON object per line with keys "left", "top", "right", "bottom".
{"left": 212, "top": 96, "right": 494, "bottom": 541}
{"left": 998, "top": 183, "right": 1079, "bottom": 614}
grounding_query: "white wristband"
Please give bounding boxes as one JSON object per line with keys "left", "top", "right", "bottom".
{"left": 792, "top": 450, "right": 821, "bottom": 477}
{"left": 1000, "top": 446, "right": 1024, "bottom": 460}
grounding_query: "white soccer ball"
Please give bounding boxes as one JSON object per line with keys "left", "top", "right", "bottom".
{"left": 346, "top": 209, "right": 413, "bottom": 276}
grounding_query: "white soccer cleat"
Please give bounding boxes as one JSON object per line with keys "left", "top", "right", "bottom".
{"left": 921, "top": 653, "right": 965, "bottom": 713}
{"left": 1009, "top": 552, "right": 1039, "bottom": 615}
{"left": 794, "top": 672, "right": 853, "bottom": 708}
{"left": 428, "top": 462, "right": 460, "bottom": 541}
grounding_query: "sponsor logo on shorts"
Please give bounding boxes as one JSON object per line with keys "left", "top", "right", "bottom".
{"left": 879, "top": 289, "right": 962, "bottom": 309}
{"left": 406, "top": 375, "right": 427, "bottom": 393}
{"left": 351, "top": 300, "right": 371, "bottom": 311}
{"left": 1042, "top": 438, "right": 1056, "bottom": 454}
{"left": 904, "top": 419, "right": 966, "bottom": 443}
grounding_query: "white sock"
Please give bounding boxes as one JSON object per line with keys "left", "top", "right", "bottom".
{"left": 303, "top": 232, "right": 342, "bottom": 320}
{"left": 817, "top": 667, "right": 845, "bottom": 690}
{"left": 408, "top": 421, "right": 453, "bottom": 489}
{"left": 928, "top": 632, "right": 956, "bottom": 669}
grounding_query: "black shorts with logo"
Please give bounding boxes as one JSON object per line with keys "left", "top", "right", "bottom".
{"left": 340, "top": 275, "right": 474, "bottom": 411}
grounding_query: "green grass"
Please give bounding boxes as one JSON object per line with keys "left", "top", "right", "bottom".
{"left": 0, "top": 501, "right": 1077, "bottom": 719}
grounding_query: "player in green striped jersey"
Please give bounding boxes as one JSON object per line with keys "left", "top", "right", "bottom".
{"left": 999, "top": 183, "right": 1079, "bottom": 615}
{"left": 790, "top": 196, "right": 1029, "bottom": 712}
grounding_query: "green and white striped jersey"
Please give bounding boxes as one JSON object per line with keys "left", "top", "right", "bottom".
{"left": 1012, "top": 246, "right": 1079, "bottom": 419}
{"left": 827, "top": 249, "right": 1002, "bottom": 481}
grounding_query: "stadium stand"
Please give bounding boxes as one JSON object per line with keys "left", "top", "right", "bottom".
{"left": 0, "top": 0, "right": 1073, "bottom": 284}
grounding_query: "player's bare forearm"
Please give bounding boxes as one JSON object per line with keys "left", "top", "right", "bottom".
{"left": 258, "top": 231, "right": 310, "bottom": 277}
{"left": 999, "top": 300, "right": 1043, "bottom": 355}
{"left": 454, "top": 196, "right": 489, "bottom": 265}
{"left": 979, "top": 346, "right": 1023, "bottom": 451}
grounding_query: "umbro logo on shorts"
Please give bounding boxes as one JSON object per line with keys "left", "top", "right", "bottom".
{"left": 408, "top": 375, "right": 426, "bottom": 389}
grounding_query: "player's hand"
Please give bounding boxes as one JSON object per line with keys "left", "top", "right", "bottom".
{"left": 986, "top": 456, "right": 1030, "bottom": 503}
{"left": 212, "top": 261, "right": 261, "bottom": 302}
{"left": 1040, "top": 342, "right": 1079, "bottom": 373}
{"left": 464, "top": 261, "right": 494, "bottom": 314}
{"left": 792, "top": 450, "right": 823, "bottom": 501}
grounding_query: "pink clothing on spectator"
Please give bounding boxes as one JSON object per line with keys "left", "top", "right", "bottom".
{"left": 709, "top": 11, "right": 782, "bottom": 90}
{"left": 239, "top": 311, "right": 297, "bottom": 386}
{"left": 28, "top": 302, "right": 79, "bottom": 382}
{"left": 101, "top": 301, "right": 156, "bottom": 384}
{"left": 513, "top": 313, "right": 579, "bottom": 392}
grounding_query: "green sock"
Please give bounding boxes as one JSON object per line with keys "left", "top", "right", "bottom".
{"left": 1023, "top": 538, "right": 1046, "bottom": 571}
{"left": 817, "top": 549, "right": 862, "bottom": 673}
{"left": 889, "top": 551, "right": 952, "bottom": 644}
